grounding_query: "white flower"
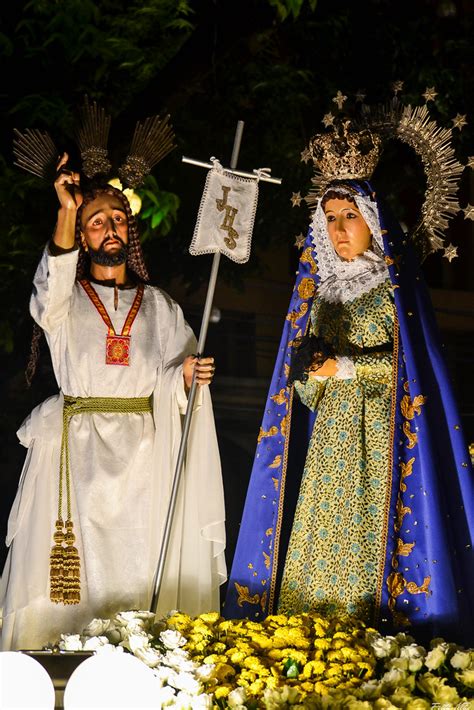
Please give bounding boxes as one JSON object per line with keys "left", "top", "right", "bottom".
{"left": 155, "top": 666, "right": 179, "bottom": 688}
{"left": 82, "top": 617, "right": 111, "bottom": 637}
{"left": 359, "top": 679, "right": 382, "bottom": 699}
{"left": 431, "top": 681, "right": 460, "bottom": 705}
{"left": 450, "top": 650, "right": 472, "bottom": 670}
{"left": 373, "top": 700, "right": 398, "bottom": 709}
{"left": 372, "top": 635, "right": 400, "bottom": 659}
{"left": 388, "top": 657, "right": 409, "bottom": 671}
{"left": 194, "top": 664, "right": 215, "bottom": 682}
{"left": 404, "top": 700, "right": 430, "bottom": 710}
{"left": 399, "top": 643, "right": 426, "bottom": 672}
{"left": 381, "top": 667, "right": 408, "bottom": 688}
{"left": 424, "top": 646, "right": 447, "bottom": 670}
{"left": 455, "top": 668, "right": 474, "bottom": 688}
{"left": 120, "top": 631, "right": 150, "bottom": 653}
{"left": 160, "top": 629, "right": 187, "bottom": 650}
{"left": 104, "top": 625, "right": 124, "bottom": 644}
{"left": 164, "top": 649, "right": 196, "bottom": 673}
{"left": 59, "top": 634, "right": 83, "bottom": 651}
{"left": 190, "top": 694, "right": 213, "bottom": 709}
{"left": 262, "top": 685, "right": 301, "bottom": 707}
{"left": 227, "top": 687, "right": 247, "bottom": 708}
{"left": 173, "top": 671, "right": 202, "bottom": 695}
{"left": 133, "top": 645, "right": 163, "bottom": 668}
{"left": 82, "top": 635, "right": 110, "bottom": 651}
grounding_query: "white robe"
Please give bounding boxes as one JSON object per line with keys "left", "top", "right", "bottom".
{"left": 0, "top": 249, "right": 226, "bottom": 650}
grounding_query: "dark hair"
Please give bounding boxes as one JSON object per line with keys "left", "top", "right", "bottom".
{"left": 321, "top": 189, "right": 357, "bottom": 211}
{"left": 26, "top": 185, "right": 149, "bottom": 386}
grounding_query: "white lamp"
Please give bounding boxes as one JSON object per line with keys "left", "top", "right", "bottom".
{"left": 0, "top": 651, "right": 55, "bottom": 709}
{"left": 64, "top": 651, "right": 161, "bottom": 709}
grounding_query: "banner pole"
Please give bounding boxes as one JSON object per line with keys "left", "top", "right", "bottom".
{"left": 149, "top": 121, "right": 245, "bottom": 613}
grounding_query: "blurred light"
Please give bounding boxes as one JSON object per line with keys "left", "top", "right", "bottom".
{"left": 0, "top": 652, "right": 55, "bottom": 709}
{"left": 108, "top": 178, "right": 142, "bottom": 216}
{"left": 210, "top": 306, "right": 221, "bottom": 324}
{"left": 64, "top": 651, "right": 159, "bottom": 709}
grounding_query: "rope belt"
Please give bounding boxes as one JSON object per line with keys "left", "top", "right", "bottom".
{"left": 50, "top": 395, "right": 153, "bottom": 605}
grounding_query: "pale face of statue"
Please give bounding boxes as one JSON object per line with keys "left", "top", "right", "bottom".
{"left": 324, "top": 198, "right": 372, "bottom": 261}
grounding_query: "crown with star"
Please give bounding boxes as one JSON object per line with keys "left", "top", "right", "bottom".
{"left": 309, "top": 119, "right": 382, "bottom": 184}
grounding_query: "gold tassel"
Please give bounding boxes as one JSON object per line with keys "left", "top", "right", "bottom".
{"left": 62, "top": 520, "right": 81, "bottom": 604}
{"left": 50, "top": 519, "right": 66, "bottom": 603}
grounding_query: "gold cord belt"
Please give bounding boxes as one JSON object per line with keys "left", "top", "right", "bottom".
{"left": 50, "top": 395, "right": 153, "bottom": 605}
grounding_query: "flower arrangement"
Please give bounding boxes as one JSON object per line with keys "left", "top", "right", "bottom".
{"left": 54, "top": 610, "right": 474, "bottom": 708}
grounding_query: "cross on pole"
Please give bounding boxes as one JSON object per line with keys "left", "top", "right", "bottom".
{"left": 149, "top": 120, "right": 282, "bottom": 614}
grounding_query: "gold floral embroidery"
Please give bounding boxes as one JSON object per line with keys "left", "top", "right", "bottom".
{"left": 395, "top": 538, "right": 415, "bottom": 556}
{"left": 280, "top": 415, "right": 288, "bottom": 437}
{"left": 406, "top": 576, "right": 431, "bottom": 596}
{"left": 284, "top": 363, "right": 290, "bottom": 378}
{"left": 270, "top": 390, "right": 287, "bottom": 406}
{"left": 387, "top": 571, "right": 406, "bottom": 598}
{"left": 300, "top": 247, "right": 317, "bottom": 274}
{"left": 263, "top": 552, "right": 271, "bottom": 570}
{"left": 394, "top": 497, "right": 412, "bottom": 532}
{"left": 261, "top": 590, "right": 268, "bottom": 612}
{"left": 297, "top": 277, "right": 316, "bottom": 300}
{"left": 286, "top": 302, "right": 309, "bottom": 329}
{"left": 258, "top": 426, "right": 278, "bottom": 444}
{"left": 269, "top": 455, "right": 282, "bottom": 469}
{"left": 400, "top": 394, "right": 427, "bottom": 420}
{"left": 234, "top": 582, "right": 261, "bottom": 607}
{"left": 400, "top": 457, "right": 415, "bottom": 491}
{"left": 272, "top": 477, "right": 279, "bottom": 491}
{"left": 265, "top": 528, "right": 273, "bottom": 537}
{"left": 403, "top": 420, "right": 418, "bottom": 449}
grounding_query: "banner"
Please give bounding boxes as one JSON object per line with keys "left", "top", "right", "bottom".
{"left": 189, "top": 160, "right": 259, "bottom": 264}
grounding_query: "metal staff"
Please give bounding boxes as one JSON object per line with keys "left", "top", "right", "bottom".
{"left": 149, "top": 121, "right": 246, "bottom": 613}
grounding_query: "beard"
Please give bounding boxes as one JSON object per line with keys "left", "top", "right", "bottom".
{"left": 88, "top": 236, "right": 128, "bottom": 267}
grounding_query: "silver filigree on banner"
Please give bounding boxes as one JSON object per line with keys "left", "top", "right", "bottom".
{"left": 190, "top": 158, "right": 259, "bottom": 264}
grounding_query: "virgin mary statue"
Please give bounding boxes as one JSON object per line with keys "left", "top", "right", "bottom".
{"left": 224, "top": 106, "right": 473, "bottom": 645}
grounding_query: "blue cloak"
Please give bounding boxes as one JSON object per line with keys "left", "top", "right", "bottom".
{"left": 224, "top": 181, "right": 474, "bottom": 645}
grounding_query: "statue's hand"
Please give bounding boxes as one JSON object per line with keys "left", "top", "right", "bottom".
{"left": 183, "top": 355, "right": 216, "bottom": 390}
{"left": 54, "top": 153, "right": 82, "bottom": 211}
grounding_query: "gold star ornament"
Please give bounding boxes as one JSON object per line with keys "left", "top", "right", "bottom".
{"left": 290, "top": 192, "right": 303, "bottom": 207}
{"left": 391, "top": 80, "right": 404, "bottom": 95}
{"left": 463, "top": 204, "right": 474, "bottom": 221}
{"left": 294, "top": 233, "right": 306, "bottom": 249}
{"left": 332, "top": 91, "right": 347, "bottom": 110}
{"left": 452, "top": 114, "right": 467, "bottom": 130}
{"left": 443, "top": 244, "right": 458, "bottom": 262}
{"left": 300, "top": 147, "right": 311, "bottom": 163}
{"left": 422, "top": 86, "right": 438, "bottom": 102}
{"left": 322, "top": 112, "right": 335, "bottom": 128}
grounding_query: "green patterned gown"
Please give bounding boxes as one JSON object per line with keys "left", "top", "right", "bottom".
{"left": 278, "top": 278, "right": 395, "bottom": 621}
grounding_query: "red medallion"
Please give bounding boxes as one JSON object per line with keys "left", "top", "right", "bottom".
{"left": 106, "top": 334, "right": 131, "bottom": 366}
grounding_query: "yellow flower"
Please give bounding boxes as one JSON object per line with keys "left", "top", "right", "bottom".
{"left": 248, "top": 679, "right": 266, "bottom": 695}
{"left": 313, "top": 638, "right": 331, "bottom": 651}
{"left": 226, "top": 648, "right": 247, "bottom": 665}
{"left": 281, "top": 649, "right": 308, "bottom": 665}
{"left": 249, "top": 632, "right": 273, "bottom": 651}
{"left": 212, "top": 663, "right": 237, "bottom": 682}
{"left": 204, "top": 653, "right": 228, "bottom": 665}
{"left": 300, "top": 681, "right": 314, "bottom": 693}
{"left": 264, "top": 614, "right": 289, "bottom": 627}
{"left": 342, "top": 662, "right": 358, "bottom": 674}
{"left": 303, "top": 660, "right": 326, "bottom": 678}
{"left": 199, "top": 611, "right": 221, "bottom": 625}
{"left": 327, "top": 665, "right": 343, "bottom": 678}
{"left": 209, "top": 642, "right": 227, "bottom": 654}
{"left": 214, "top": 685, "right": 232, "bottom": 700}
{"left": 314, "top": 680, "right": 329, "bottom": 695}
{"left": 327, "top": 649, "right": 345, "bottom": 662}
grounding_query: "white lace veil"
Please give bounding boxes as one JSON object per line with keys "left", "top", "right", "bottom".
{"left": 310, "top": 186, "right": 389, "bottom": 303}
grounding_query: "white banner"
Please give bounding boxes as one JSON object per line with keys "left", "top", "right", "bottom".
{"left": 189, "top": 160, "right": 259, "bottom": 264}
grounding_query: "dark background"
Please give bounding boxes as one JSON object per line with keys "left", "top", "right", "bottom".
{"left": 1, "top": 0, "right": 473, "bottom": 582}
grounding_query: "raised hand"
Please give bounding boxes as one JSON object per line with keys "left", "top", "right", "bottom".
{"left": 54, "top": 153, "right": 82, "bottom": 211}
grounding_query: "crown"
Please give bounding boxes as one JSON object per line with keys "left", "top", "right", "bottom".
{"left": 309, "top": 120, "right": 382, "bottom": 182}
